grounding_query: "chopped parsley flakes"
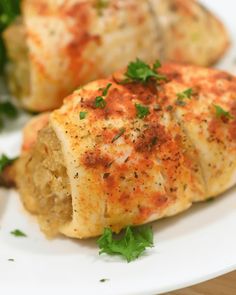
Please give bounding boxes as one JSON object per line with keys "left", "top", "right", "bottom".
{"left": 0, "top": 101, "right": 18, "bottom": 118}
{"left": 94, "top": 83, "right": 112, "bottom": 109}
{"left": 175, "top": 100, "right": 187, "bottom": 107}
{"left": 177, "top": 88, "right": 193, "bottom": 100}
{"left": 124, "top": 59, "right": 166, "bottom": 84}
{"left": 214, "top": 104, "right": 234, "bottom": 120}
{"left": 111, "top": 128, "right": 125, "bottom": 143}
{"left": 0, "top": 154, "right": 16, "bottom": 172}
{"left": 135, "top": 103, "right": 150, "bottom": 119}
{"left": 79, "top": 111, "right": 87, "bottom": 120}
{"left": 94, "top": 96, "right": 107, "bottom": 109}
{"left": 10, "top": 229, "right": 27, "bottom": 237}
{"left": 153, "top": 60, "right": 161, "bottom": 71}
{"left": 97, "top": 226, "right": 154, "bottom": 263}
{"left": 99, "top": 278, "right": 109, "bottom": 283}
{"left": 175, "top": 88, "right": 193, "bottom": 106}
{"left": 101, "top": 83, "right": 112, "bottom": 96}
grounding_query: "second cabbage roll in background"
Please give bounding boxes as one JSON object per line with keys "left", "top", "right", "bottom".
{"left": 3, "top": 0, "right": 229, "bottom": 111}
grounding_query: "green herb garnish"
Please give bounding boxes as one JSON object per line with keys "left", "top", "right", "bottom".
{"left": 0, "top": 101, "right": 18, "bottom": 118}
{"left": 124, "top": 59, "right": 166, "bottom": 84}
{"left": 97, "top": 225, "right": 154, "bottom": 262}
{"left": 135, "top": 103, "right": 150, "bottom": 119}
{"left": 99, "top": 278, "right": 109, "bottom": 283}
{"left": 175, "top": 88, "right": 193, "bottom": 106}
{"left": 0, "top": 0, "right": 21, "bottom": 72}
{"left": 79, "top": 111, "right": 87, "bottom": 120}
{"left": 111, "top": 127, "right": 125, "bottom": 143}
{"left": 94, "top": 96, "right": 107, "bottom": 109}
{"left": 153, "top": 60, "right": 161, "bottom": 71}
{"left": 214, "top": 104, "right": 234, "bottom": 120}
{"left": 166, "top": 105, "right": 173, "bottom": 111}
{"left": 94, "top": 0, "right": 109, "bottom": 15}
{"left": 175, "top": 100, "right": 187, "bottom": 107}
{"left": 93, "top": 83, "right": 111, "bottom": 109}
{"left": 177, "top": 88, "right": 193, "bottom": 100}
{"left": 0, "top": 154, "right": 16, "bottom": 172}
{"left": 101, "top": 83, "right": 112, "bottom": 96}
{"left": 8, "top": 258, "right": 14, "bottom": 262}
{"left": 10, "top": 229, "right": 27, "bottom": 237}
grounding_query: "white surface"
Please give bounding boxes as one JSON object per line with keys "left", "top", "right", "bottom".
{"left": 0, "top": 1, "right": 236, "bottom": 294}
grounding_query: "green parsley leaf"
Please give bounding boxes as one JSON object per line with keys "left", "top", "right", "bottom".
{"left": 97, "top": 225, "right": 154, "bottom": 262}
{"left": 94, "top": 96, "right": 107, "bottom": 109}
{"left": 175, "top": 88, "right": 193, "bottom": 107}
{"left": 177, "top": 88, "right": 193, "bottom": 100}
{"left": 135, "top": 103, "right": 150, "bottom": 119}
{"left": 125, "top": 58, "right": 166, "bottom": 83}
{"left": 0, "top": 101, "right": 18, "bottom": 118}
{"left": 111, "top": 128, "right": 125, "bottom": 143}
{"left": 175, "top": 100, "right": 186, "bottom": 107}
{"left": 0, "top": 154, "right": 16, "bottom": 172}
{"left": 10, "top": 229, "right": 27, "bottom": 237}
{"left": 0, "top": 0, "right": 21, "bottom": 72}
{"left": 79, "top": 111, "right": 87, "bottom": 120}
{"left": 214, "top": 104, "right": 234, "bottom": 120}
{"left": 101, "top": 83, "right": 112, "bottom": 96}
{"left": 99, "top": 278, "right": 109, "bottom": 283}
{"left": 94, "top": 0, "right": 109, "bottom": 15}
{"left": 153, "top": 60, "right": 161, "bottom": 71}
{"left": 166, "top": 105, "right": 173, "bottom": 112}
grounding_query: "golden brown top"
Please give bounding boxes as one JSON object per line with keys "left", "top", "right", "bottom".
{"left": 48, "top": 61, "right": 236, "bottom": 237}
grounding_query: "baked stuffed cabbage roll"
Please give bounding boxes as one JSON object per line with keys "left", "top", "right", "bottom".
{"left": 15, "top": 60, "right": 236, "bottom": 239}
{"left": 3, "top": 0, "right": 229, "bottom": 111}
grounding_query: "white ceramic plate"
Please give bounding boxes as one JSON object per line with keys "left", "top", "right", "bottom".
{"left": 0, "top": 1, "right": 236, "bottom": 294}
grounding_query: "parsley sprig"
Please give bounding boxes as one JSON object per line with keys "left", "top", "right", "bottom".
{"left": 100, "top": 83, "right": 112, "bottom": 96}
{"left": 0, "top": 101, "right": 18, "bottom": 130}
{"left": 135, "top": 103, "right": 150, "bottom": 119}
{"left": 0, "top": 0, "right": 21, "bottom": 72}
{"left": 124, "top": 59, "right": 166, "bottom": 84}
{"left": 0, "top": 154, "right": 16, "bottom": 172}
{"left": 214, "top": 104, "right": 234, "bottom": 120}
{"left": 177, "top": 88, "right": 193, "bottom": 100}
{"left": 100, "top": 278, "right": 109, "bottom": 283}
{"left": 111, "top": 128, "right": 125, "bottom": 143}
{"left": 79, "top": 111, "right": 87, "bottom": 120}
{"left": 94, "top": 83, "right": 112, "bottom": 109}
{"left": 97, "top": 226, "right": 154, "bottom": 262}
{"left": 10, "top": 229, "right": 27, "bottom": 237}
{"left": 175, "top": 88, "right": 193, "bottom": 106}
{"left": 94, "top": 96, "right": 106, "bottom": 109}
